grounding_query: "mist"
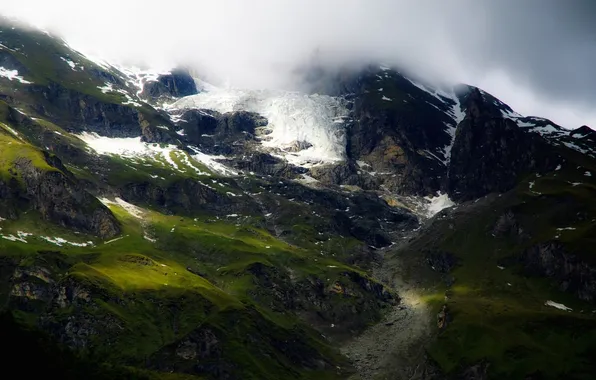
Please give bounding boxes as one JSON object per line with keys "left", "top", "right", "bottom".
{"left": 1, "top": 0, "right": 595, "bottom": 129}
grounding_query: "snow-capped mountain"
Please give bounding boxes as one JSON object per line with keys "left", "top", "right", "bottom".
{"left": 1, "top": 17, "right": 596, "bottom": 380}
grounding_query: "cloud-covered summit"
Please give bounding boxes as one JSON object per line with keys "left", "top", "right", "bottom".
{"left": 1, "top": 0, "right": 594, "bottom": 128}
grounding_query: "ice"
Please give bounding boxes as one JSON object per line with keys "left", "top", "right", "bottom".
{"left": 424, "top": 192, "right": 455, "bottom": 217}
{"left": 171, "top": 84, "right": 349, "bottom": 167}
{"left": 545, "top": 300, "right": 572, "bottom": 312}
{"left": 0, "top": 67, "right": 31, "bottom": 84}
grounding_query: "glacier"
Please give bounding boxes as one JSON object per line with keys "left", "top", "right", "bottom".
{"left": 170, "top": 84, "right": 349, "bottom": 167}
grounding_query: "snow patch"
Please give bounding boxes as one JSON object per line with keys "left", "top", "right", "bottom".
{"left": 78, "top": 132, "right": 200, "bottom": 173}
{"left": 60, "top": 57, "right": 77, "bottom": 70}
{"left": 41, "top": 236, "right": 93, "bottom": 247}
{"left": 585, "top": 171, "right": 592, "bottom": 177}
{"left": 100, "top": 197, "right": 144, "bottom": 219}
{"left": 1, "top": 231, "right": 33, "bottom": 243}
{"left": 0, "top": 67, "right": 31, "bottom": 84}
{"left": 424, "top": 192, "right": 455, "bottom": 217}
{"left": 188, "top": 146, "right": 236, "bottom": 175}
{"left": 545, "top": 300, "right": 572, "bottom": 312}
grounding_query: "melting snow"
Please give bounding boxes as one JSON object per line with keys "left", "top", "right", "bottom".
{"left": 0, "top": 67, "right": 31, "bottom": 84}
{"left": 555, "top": 165, "right": 562, "bottom": 171}
{"left": 100, "top": 197, "right": 144, "bottom": 219}
{"left": 77, "top": 132, "right": 219, "bottom": 174}
{"left": 424, "top": 192, "right": 455, "bottom": 217}
{"left": 60, "top": 57, "right": 77, "bottom": 70}
{"left": 585, "top": 171, "right": 592, "bottom": 177}
{"left": 104, "top": 236, "right": 126, "bottom": 244}
{"left": 545, "top": 300, "right": 572, "bottom": 312}
{"left": 1, "top": 231, "right": 33, "bottom": 243}
{"left": 562, "top": 141, "right": 589, "bottom": 154}
{"left": 381, "top": 95, "right": 392, "bottom": 101}
{"left": 171, "top": 85, "right": 349, "bottom": 167}
{"left": 41, "top": 236, "right": 93, "bottom": 247}
{"left": 188, "top": 146, "right": 237, "bottom": 175}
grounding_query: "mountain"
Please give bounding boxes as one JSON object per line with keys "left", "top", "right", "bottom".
{"left": 0, "top": 18, "right": 595, "bottom": 380}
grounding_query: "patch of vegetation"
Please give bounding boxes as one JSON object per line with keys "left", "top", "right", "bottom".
{"left": 396, "top": 168, "right": 596, "bottom": 379}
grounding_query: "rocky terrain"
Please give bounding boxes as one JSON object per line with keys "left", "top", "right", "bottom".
{"left": 1, "top": 17, "right": 596, "bottom": 380}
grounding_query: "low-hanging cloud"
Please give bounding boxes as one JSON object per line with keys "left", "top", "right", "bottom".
{"left": 1, "top": 0, "right": 595, "bottom": 129}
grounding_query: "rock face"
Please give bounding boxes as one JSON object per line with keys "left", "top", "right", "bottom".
{"left": 229, "top": 152, "right": 305, "bottom": 178}
{"left": 173, "top": 109, "right": 267, "bottom": 154}
{"left": 0, "top": 155, "right": 120, "bottom": 238}
{"left": 447, "top": 89, "right": 556, "bottom": 201}
{"left": 344, "top": 69, "right": 455, "bottom": 195}
{"left": 140, "top": 69, "right": 198, "bottom": 102}
{"left": 521, "top": 242, "right": 596, "bottom": 302}
{"left": 120, "top": 178, "right": 260, "bottom": 216}
{"left": 26, "top": 82, "right": 143, "bottom": 137}
{"left": 245, "top": 262, "right": 396, "bottom": 334}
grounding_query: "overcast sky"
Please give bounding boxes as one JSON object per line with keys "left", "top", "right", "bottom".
{"left": 1, "top": 0, "right": 595, "bottom": 129}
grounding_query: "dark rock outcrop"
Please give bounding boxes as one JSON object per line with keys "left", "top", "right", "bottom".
{"left": 447, "top": 88, "right": 557, "bottom": 201}
{"left": 228, "top": 152, "right": 305, "bottom": 178}
{"left": 0, "top": 155, "right": 119, "bottom": 238}
{"left": 173, "top": 109, "right": 267, "bottom": 154}
{"left": 120, "top": 178, "right": 259, "bottom": 216}
{"left": 244, "top": 262, "right": 395, "bottom": 335}
{"left": 26, "top": 82, "right": 143, "bottom": 137}
{"left": 338, "top": 67, "right": 458, "bottom": 195}
{"left": 425, "top": 250, "right": 457, "bottom": 273}
{"left": 140, "top": 69, "right": 198, "bottom": 102}
{"left": 521, "top": 241, "right": 596, "bottom": 302}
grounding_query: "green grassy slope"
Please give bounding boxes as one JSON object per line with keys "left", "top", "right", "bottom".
{"left": 391, "top": 159, "right": 596, "bottom": 379}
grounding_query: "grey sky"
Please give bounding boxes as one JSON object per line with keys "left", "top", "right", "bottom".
{"left": 1, "top": 0, "right": 595, "bottom": 129}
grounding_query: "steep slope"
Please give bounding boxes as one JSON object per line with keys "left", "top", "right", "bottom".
{"left": 1, "top": 17, "right": 596, "bottom": 380}
{"left": 0, "top": 19, "right": 419, "bottom": 380}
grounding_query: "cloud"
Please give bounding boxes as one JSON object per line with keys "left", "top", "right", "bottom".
{"left": 1, "top": 0, "right": 595, "bottom": 128}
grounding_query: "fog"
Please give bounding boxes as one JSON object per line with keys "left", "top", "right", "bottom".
{"left": 2, "top": 0, "right": 595, "bottom": 129}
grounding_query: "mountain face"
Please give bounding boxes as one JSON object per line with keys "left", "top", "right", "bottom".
{"left": 0, "top": 18, "right": 595, "bottom": 380}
